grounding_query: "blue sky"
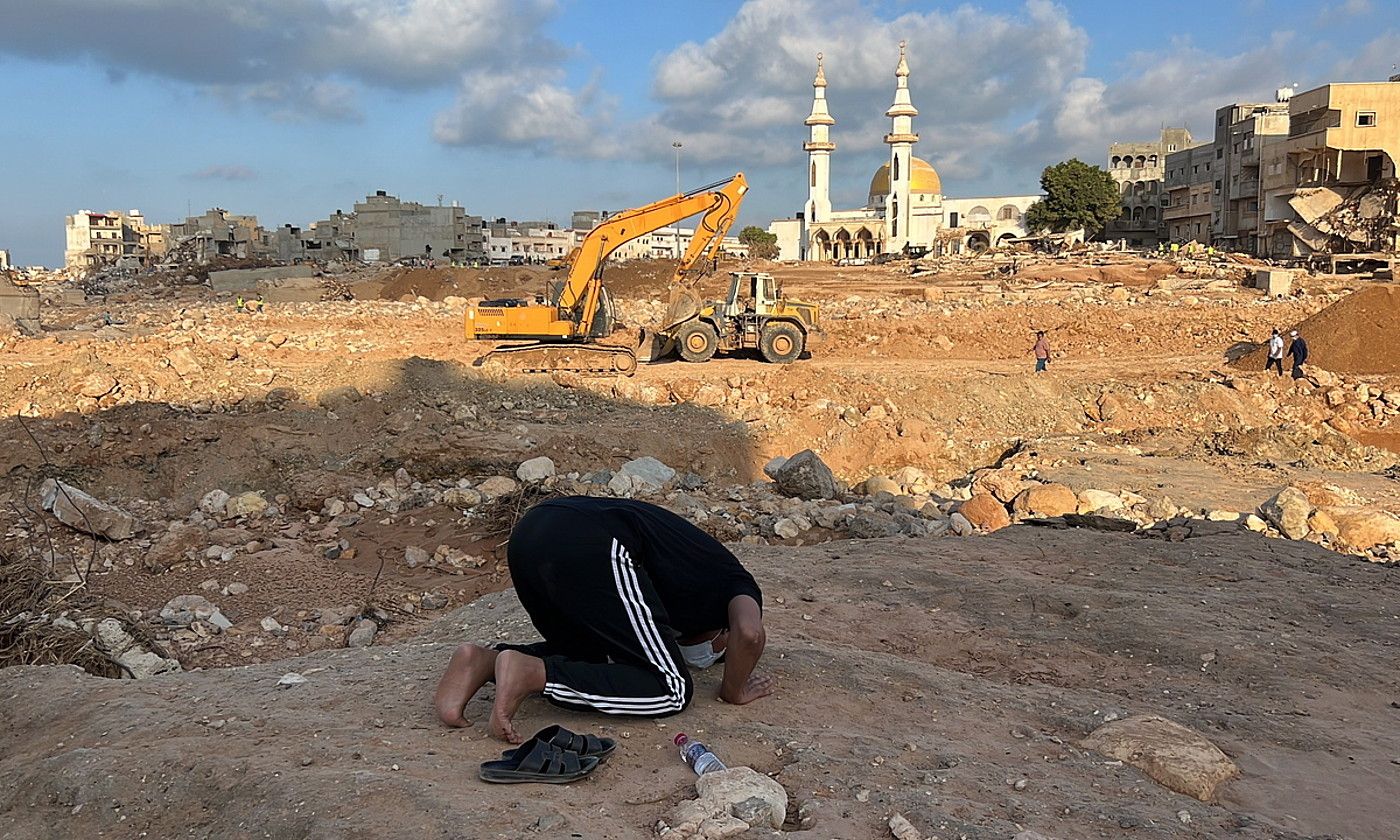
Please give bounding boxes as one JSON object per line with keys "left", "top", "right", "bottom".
{"left": 0, "top": 0, "right": 1394, "bottom": 266}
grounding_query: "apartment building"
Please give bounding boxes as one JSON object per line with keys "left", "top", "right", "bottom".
{"left": 1163, "top": 143, "right": 1216, "bottom": 244}
{"left": 1103, "top": 128, "right": 1194, "bottom": 247}
{"left": 1209, "top": 101, "right": 1291, "bottom": 252}
{"left": 64, "top": 209, "right": 151, "bottom": 268}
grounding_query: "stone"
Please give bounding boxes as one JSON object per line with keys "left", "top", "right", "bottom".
{"left": 1205, "top": 510, "right": 1239, "bottom": 522}
{"left": 1325, "top": 507, "right": 1400, "bottom": 551}
{"left": 166, "top": 347, "right": 201, "bottom": 377}
{"left": 117, "top": 648, "right": 181, "bottom": 679}
{"left": 669, "top": 766, "right": 788, "bottom": 837}
{"left": 347, "top": 618, "right": 378, "bottom": 648}
{"left": 421, "top": 593, "right": 449, "bottom": 610}
{"left": 516, "top": 456, "right": 556, "bottom": 483}
{"left": 199, "top": 489, "right": 231, "bottom": 517}
{"left": 949, "top": 512, "right": 975, "bottom": 536}
{"left": 318, "top": 605, "right": 361, "bottom": 627}
{"left": 404, "top": 546, "right": 430, "bottom": 568}
{"left": 223, "top": 582, "right": 249, "bottom": 595}
{"left": 889, "top": 813, "right": 923, "bottom": 840}
{"left": 770, "top": 449, "right": 838, "bottom": 500}
{"left": 846, "top": 510, "right": 901, "bottom": 539}
{"left": 889, "top": 466, "right": 927, "bottom": 492}
{"left": 476, "top": 476, "right": 518, "bottom": 500}
{"left": 1243, "top": 514, "right": 1268, "bottom": 533}
{"left": 959, "top": 494, "right": 1010, "bottom": 532}
{"left": 94, "top": 617, "right": 135, "bottom": 655}
{"left": 442, "top": 487, "right": 483, "bottom": 507}
{"left": 773, "top": 517, "right": 808, "bottom": 539}
{"left": 159, "top": 594, "right": 218, "bottom": 626}
{"left": 260, "top": 617, "right": 285, "bottom": 633}
{"left": 618, "top": 456, "right": 676, "bottom": 491}
{"left": 761, "top": 456, "right": 787, "bottom": 479}
{"left": 607, "top": 473, "right": 636, "bottom": 497}
{"left": 1145, "top": 496, "right": 1178, "bottom": 521}
{"left": 863, "top": 476, "right": 901, "bottom": 497}
{"left": 39, "top": 479, "right": 139, "bottom": 541}
{"left": 974, "top": 470, "right": 1026, "bottom": 503}
{"left": 224, "top": 491, "right": 269, "bottom": 519}
{"left": 1083, "top": 715, "right": 1238, "bottom": 801}
{"left": 1011, "top": 483, "right": 1077, "bottom": 518}
{"left": 76, "top": 373, "right": 117, "bottom": 399}
{"left": 1259, "top": 487, "right": 1311, "bottom": 540}
{"left": 1077, "top": 489, "right": 1125, "bottom": 514}
{"left": 317, "top": 385, "right": 362, "bottom": 411}
{"left": 921, "top": 286, "right": 944, "bottom": 302}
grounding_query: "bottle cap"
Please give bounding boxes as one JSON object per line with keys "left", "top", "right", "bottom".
{"left": 673, "top": 733, "right": 688, "bottom": 746}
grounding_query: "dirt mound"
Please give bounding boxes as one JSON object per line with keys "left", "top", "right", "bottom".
{"left": 1233, "top": 285, "right": 1400, "bottom": 374}
{"left": 376, "top": 267, "right": 548, "bottom": 302}
{"left": 3, "top": 528, "right": 1398, "bottom": 839}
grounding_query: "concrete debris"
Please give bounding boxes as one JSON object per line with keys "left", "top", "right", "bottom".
{"left": 668, "top": 766, "right": 787, "bottom": 838}
{"left": 39, "top": 479, "right": 139, "bottom": 541}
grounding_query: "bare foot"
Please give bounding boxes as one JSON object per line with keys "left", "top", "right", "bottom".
{"left": 719, "top": 673, "right": 776, "bottom": 705}
{"left": 434, "top": 643, "right": 498, "bottom": 727}
{"left": 489, "top": 650, "right": 547, "bottom": 744}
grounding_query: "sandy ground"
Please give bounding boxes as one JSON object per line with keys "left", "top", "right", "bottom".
{"left": 3, "top": 527, "right": 1398, "bottom": 839}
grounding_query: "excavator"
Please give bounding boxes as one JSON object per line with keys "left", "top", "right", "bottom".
{"left": 465, "top": 173, "right": 751, "bottom": 375}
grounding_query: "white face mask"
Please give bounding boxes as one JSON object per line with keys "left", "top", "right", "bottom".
{"left": 679, "top": 635, "right": 724, "bottom": 669}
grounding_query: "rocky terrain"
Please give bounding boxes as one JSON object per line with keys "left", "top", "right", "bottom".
{"left": 2, "top": 254, "right": 1398, "bottom": 838}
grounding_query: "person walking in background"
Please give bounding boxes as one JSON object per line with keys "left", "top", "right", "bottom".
{"left": 1032, "top": 330, "right": 1051, "bottom": 373}
{"left": 1266, "top": 328, "right": 1285, "bottom": 376}
{"left": 1287, "top": 330, "right": 1308, "bottom": 379}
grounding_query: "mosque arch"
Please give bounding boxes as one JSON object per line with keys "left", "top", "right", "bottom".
{"left": 1145, "top": 205, "right": 1157, "bottom": 221}
{"left": 1131, "top": 206, "right": 1143, "bottom": 221}
{"left": 996, "top": 204, "right": 1019, "bottom": 221}
{"left": 968, "top": 205, "right": 991, "bottom": 220}
{"left": 834, "top": 228, "right": 852, "bottom": 260}
{"left": 811, "top": 229, "right": 831, "bottom": 261}
{"left": 996, "top": 232, "right": 1017, "bottom": 246}
{"left": 967, "top": 231, "right": 991, "bottom": 252}
{"left": 1135, "top": 155, "right": 1146, "bottom": 168}
{"left": 1148, "top": 154, "right": 1158, "bottom": 167}
{"left": 1111, "top": 155, "right": 1122, "bottom": 168}
{"left": 855, "top": 227, "right": 875, "bottom": 258}
{"left": 1121, "top": 181, "right": 1133, "bottom": 197}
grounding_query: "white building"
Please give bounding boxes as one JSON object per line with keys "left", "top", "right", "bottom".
{"left": 606, "top": 227, "right": 748, "bottom": 262}
{"left": 769, "top": 45, "right": 1041, "bottom": 261}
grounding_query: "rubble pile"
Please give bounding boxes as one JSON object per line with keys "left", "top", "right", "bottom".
{"left": 1288, "top": 178, "right": 1400, "bottom": 254}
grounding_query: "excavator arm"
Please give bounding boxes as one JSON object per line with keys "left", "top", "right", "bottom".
{"left": 557, "top": 173, "right": 748, "bottom": 337}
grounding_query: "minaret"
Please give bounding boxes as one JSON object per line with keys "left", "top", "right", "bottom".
{"left": 884, "top": 41, "right": 918, "bottom": 253}
{"left": 803, "top": 52, "right": 835, "bottom": 227}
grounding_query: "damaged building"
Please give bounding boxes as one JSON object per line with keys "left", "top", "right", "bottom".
{"left": 1260, "top": 79, "right": 1400, "bottom": 259}
{"left": 64, "top": 209, "right": 160, "bottom": 269}
{"left": 1104, "top": 128, "right": 1195, "bottom": 247}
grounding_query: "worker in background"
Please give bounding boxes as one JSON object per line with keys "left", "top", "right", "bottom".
{"left": 235, "top": 295, "right": 245, "bottom": 313}
{"left": 1032, "top": 329, "right": 1051, "bottom": 373}
{"left": 248, "top": 295, "right": 266, "bottom": 315}
{"left": 1287, "top": 330, "right": 1309, "bottom": 379}
{"left": 434, "top": 497, "right": 772, "bottom": 744}
{"left": 1266, "top": 328, "right": 1285, "bottom": 376}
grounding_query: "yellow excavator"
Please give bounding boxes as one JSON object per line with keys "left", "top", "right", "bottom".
{"left": 465, "top": 173, "right": 750, "bottom": 375}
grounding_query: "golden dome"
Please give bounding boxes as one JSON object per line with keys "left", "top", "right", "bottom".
{"left": 868, "top": 156, "right": 941, "bottom": 200}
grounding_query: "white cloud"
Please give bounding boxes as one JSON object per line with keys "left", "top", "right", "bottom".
{"left": 1330, "top": 31, "right": 1400, "bottom": 82}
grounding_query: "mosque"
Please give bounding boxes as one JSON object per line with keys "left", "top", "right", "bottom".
{"left": 768, "top": 44, "right": 1042, "bottom": 262}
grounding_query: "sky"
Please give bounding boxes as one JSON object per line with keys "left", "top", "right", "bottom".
{"left": 0, "top": 0, "right": 1395, "bottom": 266}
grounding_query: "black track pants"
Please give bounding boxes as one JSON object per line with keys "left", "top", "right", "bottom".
{"left": 501, "top": 505, "right": 693, "bottom": 717}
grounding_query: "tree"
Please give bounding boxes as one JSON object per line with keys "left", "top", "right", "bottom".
{"left": 737, "top": 225, "right": 780, "bottom": 260}
{"left": 1023, "top": 158, "right": 1120, "bottom": 235}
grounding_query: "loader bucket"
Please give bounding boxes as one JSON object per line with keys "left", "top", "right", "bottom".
{"left": 636, "top": 327, "right": 675, "bottom": 363}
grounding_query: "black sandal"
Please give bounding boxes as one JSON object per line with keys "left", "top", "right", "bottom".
{"left": 500, "top": 724, "right": 617, "bottom": 764}
{"left": 479, "top": 740, "right": 599, "bottom": 784}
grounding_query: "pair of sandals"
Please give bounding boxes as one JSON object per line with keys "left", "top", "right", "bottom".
{"left": 478, "top": 725, "right": 617, "bottom": 784}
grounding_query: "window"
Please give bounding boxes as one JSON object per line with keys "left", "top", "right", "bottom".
{"left": 1214, "top": 180, "right": 1222, "bottom": 194}
{"left": 810, "top": 161, "right": 816, "bottom": 187}
{"left": 1356, "top": 111, "right": 1376, "bottom": 127}
{"left": 1192, "top": 165, "right": 1199, "bottom": 174}
{"left": 893, "top": 156, "right": 900, "bottom": 180}
{"left": 1216, "top": 148, "right": 1223, "bottom": 159}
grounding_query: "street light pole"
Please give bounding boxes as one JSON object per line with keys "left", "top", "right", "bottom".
{"left": 672, "top": 140, "right": 683, "bottom": 259}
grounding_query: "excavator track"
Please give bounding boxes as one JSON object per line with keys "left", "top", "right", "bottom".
{"left": 479, "top": 342, "right": 638, "bottom": 376}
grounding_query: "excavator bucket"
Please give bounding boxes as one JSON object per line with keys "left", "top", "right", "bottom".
{"left": 636, "top": 328, "right": 675, "bottom": 363}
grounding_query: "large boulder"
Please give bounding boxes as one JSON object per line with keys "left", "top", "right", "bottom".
{"left": 1076, "top": 489, "right": 1125, "bottom": 514}
{"left": 1259, "top": 487, "right": 1312, "bottom": 540}
{"left": 770, "top": 449, "right": 837, "bottom": 500}
{"left": 1082, "top": 715, "right": 1238, "bottom": 802}
{"left": 862, "top": 476, "right": 901, "bottom": 497}
{"left": 1323, "top": 507, "right": 1400, "bottom": 552}
{"left": 515, "top": 456, "right": 556, "bottom": 484}
{"left": 1011, "top": 483, "right": 1078, "bottom": 518}
{"left": 973, "top": 470, "right": 1027, "bottom": 503}
{"left": 39, "top": 479, "right": 139, "bottom": 541}
{"left": 958, "top": 494, "right": 1010, "bottom": 532}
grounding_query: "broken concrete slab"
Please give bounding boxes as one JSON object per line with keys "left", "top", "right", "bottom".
{"left": 0, "top": 279, "right": 40, "bottom": 321}
{"left": 39, "top": 479, "right": 140, "bottom": 541}
{"left": 209, "top": 265, "right": 317, "bottom": 295}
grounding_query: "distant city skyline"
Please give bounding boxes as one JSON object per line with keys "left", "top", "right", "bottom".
{"left": 1, "top": 0, "right": 1394, "bottom": 266}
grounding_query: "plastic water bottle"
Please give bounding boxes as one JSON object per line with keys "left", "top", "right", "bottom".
{"left": 675, "top": 733, "right": 727, "bottom": 776}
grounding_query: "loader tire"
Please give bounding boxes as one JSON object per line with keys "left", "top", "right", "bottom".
{"left": 759, "top": 322, "right": 803, "bottom": 364}
{"left": 677, "top": 322, "right": 718, "bottom": 363}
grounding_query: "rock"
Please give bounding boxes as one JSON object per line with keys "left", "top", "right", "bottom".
{"left": 404, "top": 546, "right": 430, "bottom": 568}
{"left": 421, "top": 593, "right": 449, "bottom": 610}
{"left": 889, "top": 812, "right": 923, "bottom": 840}
{"left": 260, "top": 617, "right": 285, "bottom": 633}
{"left": 889, "top": 466, "right": 927, "bottom": 492}
{"left": 1205, "top": 510, "right": 1239, "bottom": 522}
{"left": 39, "top": 479, "right": 139, "bottom": 541}
{"left": 1243, "top": 514, "right": 1268, "bottom": 533}
{"left": 670, "top": 766, "right": 787, "bottom": 837}
{"left": 347, "top": 618, "right": 378, "bottom": 648}
{"left": 1011, "top": 483, "right": 1077, "bottom": 518}
{"left": 1082, "top": 714, "right": 1238, "bottom": 801}
{"left": 1307, "top": 508, "right": 1339, "bottom": 538}
{"left": 223, "top": 582, "right": 249, "bottom": 596}
{"left": 224, "top": 491, "right": 269, "bottom": 519}
{"left": 516, "top": 456, "right": 556, "bottom": 483}
{"left": 166, "top": 347, "right": 201, "bottom": 377}
{"left": 199, "top": 489, "right": 231, "bottom": 517}
{"left": 318, "top": 605, "right": 361, "bottom": 627}
{"left": 761, "top": 456, "right": 788, "bottom": 479}
{"left": 921, "top": 286, "right": 944, "bottom": 302}
{"left": 1076, "top": 489, "right": 1125, "bottom": 514}
{"left": 846, "top": 510, "right": 901, "bottom": 539}
{"left": 618, "top": 456, "right": 676, "bottom": 491}
{"left": 442, "top": 487, "right": 483, "bottom": 508}
{"left": 476, "top": 476, "right": 518, "bottom": 500}
{"left": 974, "top": 470, "right": 1026, "bottom": 503}
{"left": 76, "top": 373, "right": 117, "bottom": 399}
{"left": 958, "top": 494, "right": 1010, "bottom": 532}
{"left": 158, "top": 594, "right": 218, "bottom": 626}
{"left": 1259, "top": 487, "right": 1311, "bottom": 540}
{"left": 1145, "top": 495, "right": 1178, "bottom": 521}
{"left": 317, "top": 385, "right": 362, "bottom": 411}
{"left": 949, "top": 512, "right": 975, "bottom": 536}
{"left": 607, "top": 473, "right": 636, "bottom": 497}
{"left": 116, "top": 648, "right": 181, "bottom": 679}
{"left": 1096, "top": 392, "right": 1127, "bottom": 422}
{"left": 863, "top": 476, "right": 901, "bottom": 497}
{"left": 770, "top": 449, "right": 838, "bottom": 500}
{"left": 94, "top": 618, "right": 135, "bottom": 655}
{"left": 1325, "top": 507, "right": 1400, "bottom": 551}
{"left": 772, "top": 517, "right": 809, "bottom": 539}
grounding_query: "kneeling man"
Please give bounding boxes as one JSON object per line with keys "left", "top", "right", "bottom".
{"left": 435, "top": 496, "right": 772, "bottom": 743}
